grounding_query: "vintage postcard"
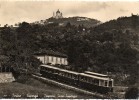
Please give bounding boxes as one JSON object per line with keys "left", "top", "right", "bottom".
{"left": 0, "top": 0, "right": 138, "bottom": 99}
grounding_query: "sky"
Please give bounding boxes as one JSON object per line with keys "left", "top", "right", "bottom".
{"left": 0, "top": 0, "right": 139, "bottom": 26}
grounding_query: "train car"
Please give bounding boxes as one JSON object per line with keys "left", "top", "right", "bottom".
{"left": 84, "top": 71, "right": 108, "bottom": 78}
{"left": 78, "top": 73, "right": 114, "bottom": 94}
{"left": 39, "top": 64, "right": 114, "bottom": 94}
{"left": 56, "top": 69, "right": 79, "bottom": 86}
{"left": 40, "top": 64, "right": 79, "bottom": 85}
{"left": 40, "top": 64, "right": 60, "bottom": 80}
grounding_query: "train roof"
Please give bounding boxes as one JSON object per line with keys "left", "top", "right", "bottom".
{"left": 40, "top": 64, "right": 60, "bottom": 70}
{"left": 84, "top": 71, "right": 108, "bottom": 77}
{"left": 40, "top": 65, "right": 113, "bottom": 80}
{"left": 79, "top": 73, "right": 113, "bottom": 81}
{"left": 60, "top": 69, "right": 79, "bottom": 75}
{"left": 40, "top": 64, "right": 79, "bottom": 75}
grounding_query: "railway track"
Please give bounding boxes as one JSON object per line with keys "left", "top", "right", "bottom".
{"left": 32, "top": 73, "right": 116, "bottom": 99}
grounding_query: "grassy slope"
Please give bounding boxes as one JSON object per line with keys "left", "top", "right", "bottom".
{"left": 47, "top": 17, "right": 101, "bottom": 28}
{"left": 0, "top": 77, "right": 93, "bottom": 98}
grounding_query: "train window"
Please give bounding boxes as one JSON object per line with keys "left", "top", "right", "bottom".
{"left": 72, "top": 75, "right": 75, "bottom": 79}
{"left": 74, "top": 75, "right": 76, "bottom": 79}
{"left": 66, "top": 73, "right": 68, "bottom": 77}
{"left": 81, "top": 76, "right": 84, "bottom": 81}
{"left": 88, "top": 78, "right": 91, "bottom": 83}
{"left": 82, "top": 76, "right": 84, "bottom": 81}
{"left": 87, "top": 78, "right": 89, "bottom": 82}
{"left": 43, "top": 67, "right": 45, "bottom": 70}
{"left": 80, "top": 76, "right": 83, "bottom": 80}
{"left": 71, "top": 74, "right": 73, "bottom": 79}
{"left": 71, "top": 74, "right": 73, "bottom": 78}
{"left": 79, "top": 76, "right": 81, "bottom": 80}
{"left": 90, "top": 79, "right": 92, "bottom": 83}
{"left": 66, "top": 73, "right": 69, "bottom": 77}
{"left": 56, "top": 70, "right": 58, "bottom": 73}
{"left": 69, "top": 74, "right": 71, "bottom": 78}
{"left": 42, "top": 67, "right": 45, "bottom": 70}
{"left": 85, "top": 77, "right": 88, "bottom": 82}
{"left": 91, "top": 79, "right": 94, "bottom": 83}
{"left": 49, "top": 70, "right": 52, "bottom": 73}
{"left": 70, "top": 74, "right": 72, "bottom": 78}
{"left": 94, "top": 79, "right": 98, "bottom": 85}
{"left": 62, "top": 72, "right": 64, "bottom": 76}
{"left": 94, "top": 79, "right": 99, "bottom": 85}
{"left": 99, "top": 80, "right": 104, "bottom": 86}
{"left": 89, "top": 79, "right": 92, "bottom": 83}
{"left": 96, "top": 80, "right": 99, "bottom": 85}
{"left": 94, "top": 79, "right": 96, "bottom": 84}
{"left": 65, "top": 73, "right": 67, "bottom": 77}
{"left": 59, "top": 72, "right": 62, "bottom": 75}
{"left": 75, "top": 75, "right": 77, "bottom": 79}
{"left": 84, "top": 77, "right": 86, "bottom": 82}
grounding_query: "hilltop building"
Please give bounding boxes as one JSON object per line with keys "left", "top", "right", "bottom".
{"left": 34, "top": 50, "right": 68, "bottom": 65}
{"left": 53, "top": 9, "right": 63, "bottom": 19}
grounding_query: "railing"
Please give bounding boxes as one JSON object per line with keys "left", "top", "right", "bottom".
{"left": 0, "top": 66, "right": 12, "bottom": 72}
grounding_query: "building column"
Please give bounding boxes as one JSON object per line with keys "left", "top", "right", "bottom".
{"left": 44, "top": 55, "right": 45, "bottom": 64}
{"left": 107, "top": 80, "right": 109, "bottom": 87}
{"left": 99, "top": 80, "right": 101, "bottom": 86}
{"left": 0, "top": 63, "right": 1, "bottom": 72}
{"left": 112, "top": 80, "right": 114, "bottom": 87}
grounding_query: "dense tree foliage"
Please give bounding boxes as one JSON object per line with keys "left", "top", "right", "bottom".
{"left": 0, "top": 15, "right": 138, "bottom": 86}
{"left": 125, "top": 87, "right": 138, "bottom": 99}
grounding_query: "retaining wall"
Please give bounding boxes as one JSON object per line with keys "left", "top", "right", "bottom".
{"left": 0, "top": 72, "right": 15, "bottom": 83}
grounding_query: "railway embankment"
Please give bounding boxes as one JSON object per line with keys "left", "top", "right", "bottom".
{"left": 0, "top": 72, "right": 15, "bottom": 83}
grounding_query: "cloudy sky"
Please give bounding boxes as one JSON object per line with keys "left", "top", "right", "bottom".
{"left": 0, "top": 1, "right": 139, "bottom": 26}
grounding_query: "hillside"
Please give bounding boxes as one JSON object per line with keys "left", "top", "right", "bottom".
{"left": 32, "top": 17, "right": 101, "bottom": 28}
{"left": 93, "top": 14, "right": 139, "bottom": 33}
{"left": 0, "top": 14, "right": 138, "bottom": 87}
{"left": 92, "top": 14, "right": 139, "bottom": 53}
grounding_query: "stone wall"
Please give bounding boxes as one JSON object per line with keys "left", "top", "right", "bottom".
{"left": 0, "top": 72, "right": 15, "bottom": 83}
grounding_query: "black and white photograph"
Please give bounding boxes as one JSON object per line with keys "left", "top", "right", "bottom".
{"left": 0, "top": 0, "right": 139, "bottom": 99}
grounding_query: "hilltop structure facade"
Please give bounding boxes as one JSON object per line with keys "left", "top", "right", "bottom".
{"left": 53, "top": 9, "right": 63, "bottom": 19}
{"left": 34, "top": 50, "right": 68, "bottom": 65}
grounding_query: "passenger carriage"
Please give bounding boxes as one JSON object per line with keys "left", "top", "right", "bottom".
{"left": 78, "top": 73, "right": 114, "bottom": 94}
{"left": 84, "top": 71, "right": 108, "bottom": 78}
{"left": 40, "top": 65, "right": 60, "bottom": 79}
{"left": 40, "top": 65, "right": 79, "bottom": 85}
{"left": 56, "top": 69, "right": 79, "bottom": 85}
{"left": 39, "top": 64, "right": 114, "bottom": 94}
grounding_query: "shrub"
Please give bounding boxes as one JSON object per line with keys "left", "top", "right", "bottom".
{"left": 125, "top": 87, "right": 138, "bottom": 99}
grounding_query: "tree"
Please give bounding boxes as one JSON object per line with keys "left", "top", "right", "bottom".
{"left": 125, "top": 87, "right": 138, "bottom": 99}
